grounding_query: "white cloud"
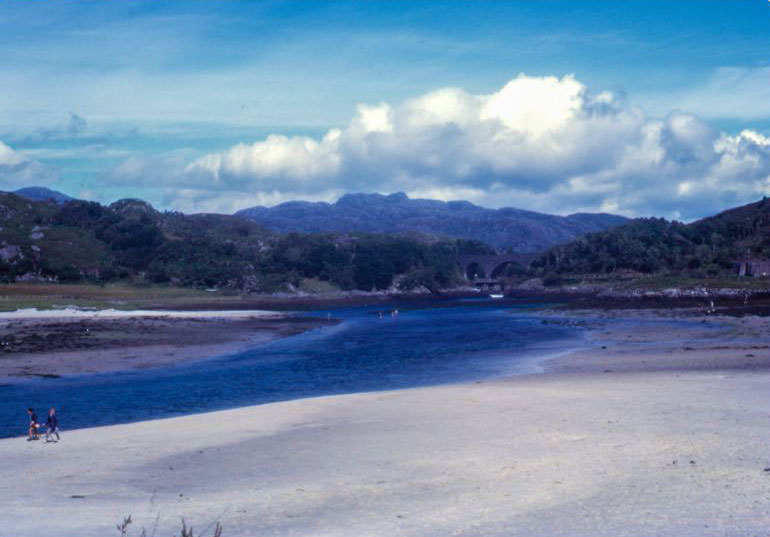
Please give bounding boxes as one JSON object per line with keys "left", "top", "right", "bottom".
{"left": 185, "top": 131, "right": 343, "bottom": 188}
{"left": 0, "top": 141, "right": 58, "bottom": 188}
{"left": 116, "top": 74, "right": 770, "bottom": 220}
{"left": 481, "top": 74, "right": 585, "bottom": 136}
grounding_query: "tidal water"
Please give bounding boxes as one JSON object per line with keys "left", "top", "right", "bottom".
{"left": 0, "top": 299, "right": 581, "bottom": 438}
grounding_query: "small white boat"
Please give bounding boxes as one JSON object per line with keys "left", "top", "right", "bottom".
{"left": 489, "top": 293, "right": 504, "bottom": 299}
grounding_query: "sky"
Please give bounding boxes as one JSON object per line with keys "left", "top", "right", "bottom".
{"left": 0, "top": 0, "right": 769, "bottom": 220}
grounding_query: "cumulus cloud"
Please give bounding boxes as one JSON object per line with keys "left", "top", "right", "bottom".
{"left": 0, "top": 141, "right": 57, "bottom": 188}
{"left": 118, "top": 74, "right": 770, "bottom": 219}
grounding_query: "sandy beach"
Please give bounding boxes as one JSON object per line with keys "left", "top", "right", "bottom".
{"left": 0, "top": 309, "right": 334, "bottom": 380}
{"left": 1, "top": 309, "right": 769, "bottom": 536}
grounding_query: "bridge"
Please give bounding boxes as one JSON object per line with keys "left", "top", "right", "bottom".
{"left": 458, "top": 253, "right": 538, "bottom": 282}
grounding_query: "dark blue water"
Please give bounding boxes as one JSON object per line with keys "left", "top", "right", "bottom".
{"left": 0, "top": 300, "right": 579, "bottom": 438}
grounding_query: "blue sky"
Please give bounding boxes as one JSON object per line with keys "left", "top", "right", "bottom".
{"left": 1, "top": 0, "right": 769, "bottom": 219}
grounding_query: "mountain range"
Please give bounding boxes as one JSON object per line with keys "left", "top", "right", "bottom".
{"left": 1, "top": 185, "right": 768, "bottom": 291}
{"left": 236, "top": 192, "right": 629, "bottom": 252}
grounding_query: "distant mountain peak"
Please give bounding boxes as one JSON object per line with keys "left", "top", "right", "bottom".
{"left": 336, "top": 192, "right": 410, "bottom": 207}
{"left": 236, "top": 192, "right": 628, "bottom": 252}
{"left": 13, "top": 186, "right": 74, "bottom": 204}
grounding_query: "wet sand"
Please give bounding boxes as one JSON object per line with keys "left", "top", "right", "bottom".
{"left": 0, "top": 310, "right": 334, "bottom": 379}
{"left": 1, "top": 310, "right": 769, "bottom": 536}
{"left": 543, "top": 309, "right": 770, "bottom": 374}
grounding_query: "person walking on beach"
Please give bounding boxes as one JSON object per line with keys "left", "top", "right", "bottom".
{"left": 26, "top": 408, "right": 39, "bottom": 441}
{"left": 45, "top": 407, "right": 59, "bottom": 443}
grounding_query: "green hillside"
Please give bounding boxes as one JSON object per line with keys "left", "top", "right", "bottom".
{"left": 532, "top": 197, "right": 770, "bottom": 277}
{"left": 0, "top": 192, "right": 489, "bottom": 293}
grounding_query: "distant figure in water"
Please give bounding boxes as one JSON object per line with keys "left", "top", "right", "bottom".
{"left": 45, "top": 407, "right": 60, "bottom": 443}
{"left": 26, "top": 408, "right": 39, "bottom": 441}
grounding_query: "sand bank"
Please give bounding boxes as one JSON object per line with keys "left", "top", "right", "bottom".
{"left": 543, "top": 309, "right": 770, "bottom": 374}
{"left": 1, "top": 312, "right": 769, "bottom": 536}
{"left": 0, "top": 309, "right": 333, "bottom": 380}
{"left": 0, "top": 307, "right": 281, "bottom": 320}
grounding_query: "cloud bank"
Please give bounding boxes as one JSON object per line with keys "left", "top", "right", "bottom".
{"left": 118, "top": 73, "right": 770, "bottom": 218}
{"left": 0, "top": 141, "right": 57, "bottom": 188}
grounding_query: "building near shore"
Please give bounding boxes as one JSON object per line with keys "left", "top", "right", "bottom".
{"left": 736, "top": 259, "right": 770, "bottom": 277}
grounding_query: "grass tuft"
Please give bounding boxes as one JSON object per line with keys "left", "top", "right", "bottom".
{"left": 117, "top": 515, "right": 223, "bottom": 537}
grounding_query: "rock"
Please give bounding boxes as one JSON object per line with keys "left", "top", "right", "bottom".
{"left": 0, "top": 244, "right": 22, "bottom": 261}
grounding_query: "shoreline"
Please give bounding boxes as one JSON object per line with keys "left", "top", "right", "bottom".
{"left": 0, "top": 309, "right": 336, "bottom": 381}
{"left": 8, "top": 280, "right": 770, "bottom": 313}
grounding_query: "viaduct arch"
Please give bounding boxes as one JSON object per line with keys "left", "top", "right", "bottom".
{"left": 458, "top": 253, "right": 537, "bottom": 281}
